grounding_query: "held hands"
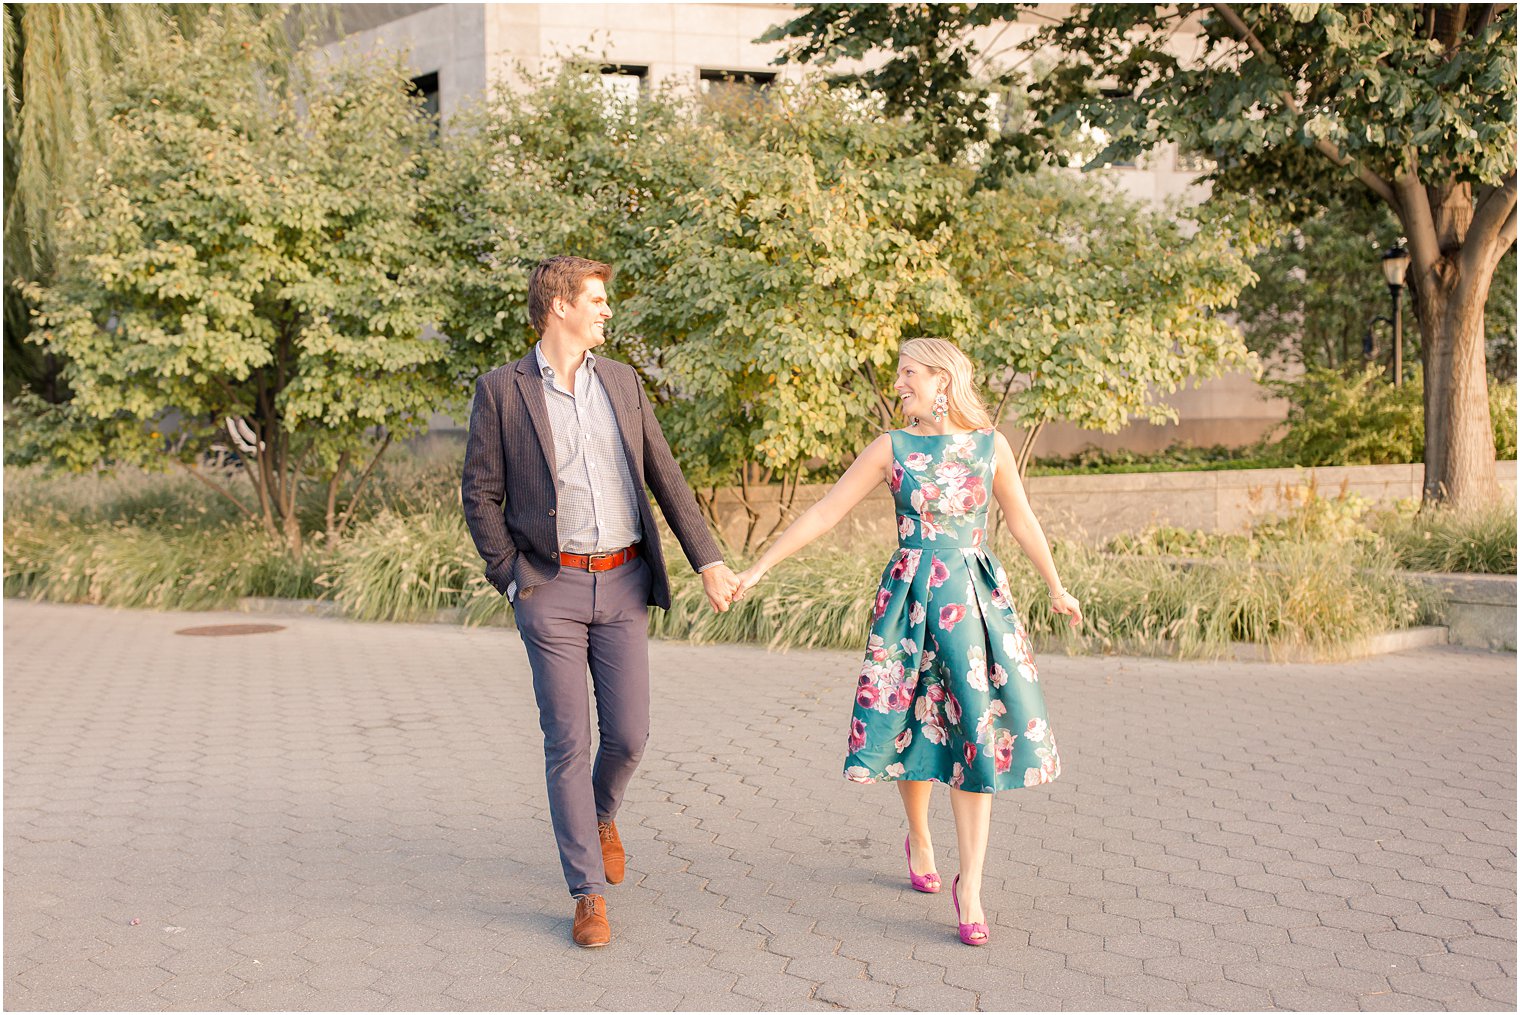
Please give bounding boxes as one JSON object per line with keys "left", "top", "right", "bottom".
{"left": 701, "top": 563, "right": 741, "bottom": 613}
{"left": 1049, "top": 590, "right": 1084, "bottom": 630}
{"left": 729, "top": 566, "right": 765, "bottom": 603}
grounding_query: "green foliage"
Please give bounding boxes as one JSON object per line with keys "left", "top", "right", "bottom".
{"left": 2, "top": 4, "right": 331, "bottom": 401}
{"left": 426, "top": 60, "right": 698, "bottom": 378}
{"left": 759, "top": 3, "right": 1044, "bottom": 167}
{"left": 0, "top": 463, "right": 1456, "bottom": 653}
{"left": 1030, "top": 5, "right": 1516, "bottom": 207}
{"left": 1491, "top": 380, "right": 1519, "bottom": 460}
{"left": 1237, "top": 198, "right": 1413, "bottom": 373}
{"left": 767, "top": 4, "right": 1516, "bottom": 506}
{"left": 1265, "top": 366, "right": 1425, "bottom": 466}
{"left": 4, "top": 514, "right": 318, "bottom": 608}
{"left": 1374, "top": 500, "right": 1518, "bottom": 574}
{"left": 1237, "top": 198, "right": 1518, "bottom": 379}
{"left": 656, "top": 534, "right": 1433, "bottom": 660}
{"left": 947, "top": 170, "right": 1258, "bottom": 458}
{"left": 1266, "top": 369, "right": 1518, "bottom": 467}
{"left": 1263, "top": 368, "right": 1518, "bottom": 466}
{"left": 626, "top": 83, "right": 973, "bottom": 489}
{"left": 322, "top": 505, "right": 497, "bottom": 622}
{"left": 1029, "top": 444, "right": 1276, "bottom": 477}
{"left": 13, "top": 18, "right": 452, "bottom": 553}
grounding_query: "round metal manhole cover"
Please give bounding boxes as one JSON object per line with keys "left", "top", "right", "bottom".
{"left": 174, "top": 623, "right": 286, "bottom": 637}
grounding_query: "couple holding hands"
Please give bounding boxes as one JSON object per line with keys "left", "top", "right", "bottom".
{"left": 462, "top": 256, "right": 1081, "bottom": 948}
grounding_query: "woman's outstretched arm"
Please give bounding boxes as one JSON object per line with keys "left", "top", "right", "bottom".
{"left": 734, "top": 433, "right": 895, "bottom": 596}
{"left": 989, "top": 430, "right": 1083, "bottom": 629}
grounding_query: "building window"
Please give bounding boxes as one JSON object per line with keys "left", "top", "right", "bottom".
{"left": 410, "top": 71, "right": 440, "bottom": 122}
{"left": 600, "top": 64, "right": 648, "bottom": 107}
{"left": 698, "top": 68, "right": 776, "bottom": 109}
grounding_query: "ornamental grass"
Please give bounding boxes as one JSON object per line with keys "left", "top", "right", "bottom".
{"left": 656, "top": 535, "right": 1438, "bottom": 661}
{"left": 0, "top": 462, "right": 1452, "bottom": 659}
{"left": 1372, "top": 499, "right": 1518, "bottom": 575}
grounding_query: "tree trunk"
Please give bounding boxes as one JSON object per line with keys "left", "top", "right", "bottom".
{"left": 1399, "top": 179, "right": 1506, "bottom": 510}
{"left": 1434, "top": 282, "right": 1498, "bottom": 506}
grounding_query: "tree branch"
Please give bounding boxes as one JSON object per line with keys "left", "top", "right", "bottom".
{"left": 333, "top": 431, "right": 392, "bottom": 537}
{"left": 1395, "top": 172, "right": 1443, "bottom": 290}
{"left": 174, "top": 459, "right": 255, "bottom": 520}
{"left": 1494, "top": 205, "right": 1517, "bottom": 271}
{"left": 1463, "top": 173, "right": 1518, "bottom": 276}
{"left": 1210, "top": 3, "right": 1400, "bottom": 208}
{"left": 1470, "top": 4, "right": 1498, "bottom": 38}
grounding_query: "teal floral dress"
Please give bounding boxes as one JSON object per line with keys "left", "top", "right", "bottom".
{"left": 844, "top": 428, "right": 1061, "bottom": 794}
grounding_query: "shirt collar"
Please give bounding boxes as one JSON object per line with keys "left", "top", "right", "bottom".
{"left": 533, "top": 342, "right": 595, "bottom": 379}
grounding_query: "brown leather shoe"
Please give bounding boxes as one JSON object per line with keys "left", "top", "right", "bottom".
{"left": 572, "top": 894, "right": 610, "bottom": 948}
{"left": 598, "top": 820, "right": 626, "bottom": 885}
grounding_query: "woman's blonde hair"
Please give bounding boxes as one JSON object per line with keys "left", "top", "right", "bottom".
{"left": 898, "top": 337, "right": 995, "bottom": 432}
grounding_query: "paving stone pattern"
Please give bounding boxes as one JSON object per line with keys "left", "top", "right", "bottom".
{"left": 4, "top": 600, "right": 1516, "bottom": 1011}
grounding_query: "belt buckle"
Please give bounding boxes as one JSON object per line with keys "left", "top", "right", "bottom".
{"left": 588, "top": 550, "right": 613, "bottom": 570}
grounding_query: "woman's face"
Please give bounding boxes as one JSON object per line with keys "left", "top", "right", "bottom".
{"left": 894, "top": 356, "right": 943, "bottom": 419}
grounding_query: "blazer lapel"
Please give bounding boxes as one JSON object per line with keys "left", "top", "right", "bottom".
{"left": 603, "top": 366, "right": 645, "bottom": 480}
{"left": 514, "top": 355, "right": 558, "bottom": 476}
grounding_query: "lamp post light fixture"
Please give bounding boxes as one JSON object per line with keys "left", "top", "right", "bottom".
{"left": 1381, "top": 245, "right": 1411, "bottom": 386}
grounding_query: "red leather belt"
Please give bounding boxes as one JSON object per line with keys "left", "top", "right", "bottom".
{"left": 558, "top": 544, "right": 639, "bottom": 573}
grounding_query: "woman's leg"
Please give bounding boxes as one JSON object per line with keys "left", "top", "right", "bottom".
{"left": 949, "top": 786, "right": 993, "bottom": 932}
{"left": 898, "top": 780, "right": 938, "bottom": 875}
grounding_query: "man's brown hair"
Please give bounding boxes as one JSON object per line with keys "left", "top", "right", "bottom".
{"left": 527, "top": 256, "right": 614, "bottom": 336}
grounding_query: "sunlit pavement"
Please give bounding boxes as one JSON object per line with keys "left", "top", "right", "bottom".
{"left": 5, "top": 599, "right": 1515, "bottom": 1011}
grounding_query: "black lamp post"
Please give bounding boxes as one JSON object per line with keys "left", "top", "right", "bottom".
{"left": 1381, "top": 245, "right": 1411, "bottom": 386}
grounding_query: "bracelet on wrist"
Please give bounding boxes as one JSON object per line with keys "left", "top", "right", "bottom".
{"left": 1047, "top": 588, "right": 1068, "bottom": 599}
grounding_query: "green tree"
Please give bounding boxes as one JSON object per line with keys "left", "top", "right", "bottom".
{"left": 949, "top": 171, "right": 1259, "bottom": 472}
{"left": 623, "top": 84, "right": 973, "bottom": 546}
{"left": 13, "top": 20, "right": 449, "bottom": 557}
{"left": 766, "top": 4, "right": 1518, "bottom": 508}
{"left": 1, "top": 3, "right": 320, "bottom": 402}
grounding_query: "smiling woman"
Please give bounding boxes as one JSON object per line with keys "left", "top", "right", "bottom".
{"left": 727, "top": 336, "right": 1080, "bottom": 947}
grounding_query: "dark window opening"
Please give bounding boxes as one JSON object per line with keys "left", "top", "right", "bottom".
{"left": 410, "top": 71, "right": 441, "bottom": 123}
{"left": 698, "top": 69, "right": 776, "bottom": 113}
{"left": 600, "top": 64, "right": 649, "bottom": 104}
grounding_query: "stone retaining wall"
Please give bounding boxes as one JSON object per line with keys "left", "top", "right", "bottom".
{"left": 1403, "top": 572, "right": 1518, "bottom": 651}
{"left": 705, "top": 460, "right": 1518, "bottom": 546}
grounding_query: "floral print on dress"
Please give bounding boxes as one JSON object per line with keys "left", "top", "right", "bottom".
{"left": 842, "top": 428, "right": 1061, "bottom": 794}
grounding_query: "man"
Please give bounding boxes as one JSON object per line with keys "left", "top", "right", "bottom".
{"left": 462, "top": 255, "right": 740, "bottom": 948}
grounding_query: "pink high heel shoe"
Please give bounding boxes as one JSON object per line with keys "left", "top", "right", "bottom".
{"left": 905, "top": 835, "right": 940, "bottom": 893}
{"left": 951, "top": 875, "right": 989, "bottom": 946}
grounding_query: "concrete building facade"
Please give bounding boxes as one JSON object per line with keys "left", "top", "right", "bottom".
{"left": 325, "top": 2, "right": 1288, "bottom": 456}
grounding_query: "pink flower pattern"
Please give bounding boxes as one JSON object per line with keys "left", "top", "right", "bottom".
{"left": 842, "top": 428, "right": 1059, "bottom": 793}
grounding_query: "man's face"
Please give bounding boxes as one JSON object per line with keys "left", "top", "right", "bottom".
{"left": 557, "top": 277, "right": 612, "bottom": 349}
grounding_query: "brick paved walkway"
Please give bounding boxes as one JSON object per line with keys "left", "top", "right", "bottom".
{"left": 4, "top": 600, "right": 1515, "bottom": 1011}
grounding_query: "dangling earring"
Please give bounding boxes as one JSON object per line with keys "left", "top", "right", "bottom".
{"left": 932, "top": 391, "right": 949, "bottom": 421}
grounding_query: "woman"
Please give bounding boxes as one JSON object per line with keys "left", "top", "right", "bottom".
{"left": 732, "top": 337, "right": 1082, "bottom": 945}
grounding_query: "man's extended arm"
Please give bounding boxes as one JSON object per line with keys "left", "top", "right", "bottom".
{"left": 633, "top": 379, "right": 740, "bottom": 611}
{"left": 461, "top": 374, "right": 519, "bottom": 596}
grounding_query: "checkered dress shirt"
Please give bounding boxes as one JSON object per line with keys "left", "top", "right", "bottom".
{"left": 533, "top": 343, "right": 643, "bottom": 555}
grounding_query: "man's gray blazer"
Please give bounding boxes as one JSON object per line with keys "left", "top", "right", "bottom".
{"left": 461, "top": 350, "right": 722, "bottom": 610}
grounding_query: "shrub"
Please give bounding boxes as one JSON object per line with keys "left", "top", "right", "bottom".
{"left": 1028, "top": 443, "right": 1277, "bottom": 477}
{"left": 656, "top": 533, "right": 1434, "bottom": 660}
{"left": 1265, "top": 368, "right": 1518, "bottom": 467}
{"left": 1264, "top": 366, "right": 1423, "bottom": 466}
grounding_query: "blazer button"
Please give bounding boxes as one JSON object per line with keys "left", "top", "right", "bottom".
{"left": 548, "top": 509, "right": 556, "bottom": 517}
